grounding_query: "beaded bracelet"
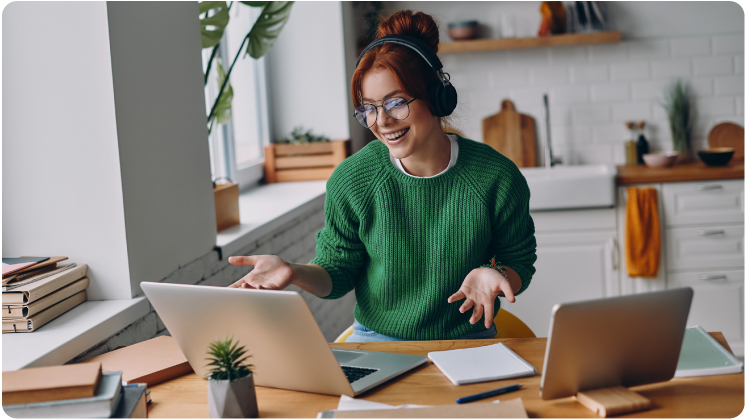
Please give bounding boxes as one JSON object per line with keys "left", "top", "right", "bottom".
{"left": 481, "top": 256, "right": 508, "bottom": 279}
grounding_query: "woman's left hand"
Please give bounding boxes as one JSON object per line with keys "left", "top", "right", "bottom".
{"left": 447, "top": 268, "right": 515, "bottom": 329}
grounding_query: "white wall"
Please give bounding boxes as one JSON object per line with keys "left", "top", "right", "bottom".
{"left": 386, "top": 1, "right": 745, "bottom": 165}
{"left": 3, "top": 2, "right": 217, "bottom": 299}
{"left": 2, "top": 2, "right": 132, "bottom": 300}
{"left": 265, "top": 1, "right": 351, "bottom": 143}
{"left": 105, "top": 2, "right": 216, "bottom": 296}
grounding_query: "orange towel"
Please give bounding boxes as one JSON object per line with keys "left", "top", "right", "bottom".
{"left": 625, "top": 187, "right": 661, "bottom": 277}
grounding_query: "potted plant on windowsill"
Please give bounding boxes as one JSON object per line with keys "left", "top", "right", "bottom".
{"left": 264, "top": 126, "right": 350, "bottom": 183}
{"left": 206, "top": 336, "right": 258, "bottom": 418}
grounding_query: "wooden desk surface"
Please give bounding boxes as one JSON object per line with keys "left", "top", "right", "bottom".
{"left": 148, "top": 334, "right": 744, "bottom": 418}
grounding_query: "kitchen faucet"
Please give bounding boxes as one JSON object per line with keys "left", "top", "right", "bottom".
{"left": 542, "top": 94, "right": 562, "bottom": 167}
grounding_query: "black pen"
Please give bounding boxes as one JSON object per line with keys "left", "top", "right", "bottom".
{"left": 456, "top": 384, "right": 523, "bottom": 404}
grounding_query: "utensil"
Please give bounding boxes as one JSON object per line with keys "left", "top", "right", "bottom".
{"left": 642, "top": 152, "right": 678, "bottom": 168}
{"left": 698, "top": 147, "right": 735, "bottom": 167}
{"left": 482, "top": 100, "right": 537, "bottom": 168}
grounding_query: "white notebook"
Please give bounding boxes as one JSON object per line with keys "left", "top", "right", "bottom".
{"left": 428, "top": 342, "right": 537, "bottom": 385}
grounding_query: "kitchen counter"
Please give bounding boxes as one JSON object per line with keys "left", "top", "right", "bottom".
{"left": 616, "top": 160, "right": 744, "bottom": 185}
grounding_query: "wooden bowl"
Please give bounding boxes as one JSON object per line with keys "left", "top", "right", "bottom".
{"left": 642, "top": 152, "right": 678, "bottom": 168}
{"left": 698, "top": 147, "right": 735, "bottom": 166}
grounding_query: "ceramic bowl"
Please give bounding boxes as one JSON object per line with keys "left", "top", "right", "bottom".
{"left": 698, "top": 147, "right": 735, "bottom": 166}
{"left": 642, "top": 152, "right": 679, "bottom": 168}
{"left": 447, "top": 21, "right": 479, "bottom": 40}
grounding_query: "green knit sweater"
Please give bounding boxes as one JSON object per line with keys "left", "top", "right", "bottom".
{"left": 309, "top": 135, "right": 536, "bottom": 340}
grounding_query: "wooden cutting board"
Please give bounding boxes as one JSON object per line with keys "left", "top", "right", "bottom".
{"left": 708, "top": 122, "right": 744, "bottom": 160}
{"left": 482, "top": 100, "right": 537, "bottom": 167}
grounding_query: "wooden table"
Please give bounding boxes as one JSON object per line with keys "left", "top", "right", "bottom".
{"left": 148, "top": 334, "right": 744, "bottom": 418}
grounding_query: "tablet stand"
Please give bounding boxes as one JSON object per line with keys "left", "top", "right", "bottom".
{"left": 575, "top": 386, "right": 651, "bottom": 417}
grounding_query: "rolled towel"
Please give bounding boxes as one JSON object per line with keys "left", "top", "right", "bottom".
{"left": 625, "top": 187, "right": 661, "bottom": 278}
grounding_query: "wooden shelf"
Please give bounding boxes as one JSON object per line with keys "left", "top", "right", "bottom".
{"left": 439, "top": 31, "right": 622, "bottom": 54}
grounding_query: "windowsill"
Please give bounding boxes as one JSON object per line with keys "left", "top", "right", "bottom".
{"left": 216, "top": 180, "right": 328, "bottom": 258}
{"left": 2, "top": 297, "right": 150, "bottom": 371}
{"left": 2, "top": 181, "right": 328, "bottom": 371}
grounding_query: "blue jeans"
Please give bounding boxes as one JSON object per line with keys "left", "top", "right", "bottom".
{"left": 347, "top": 318, "right": 497, "bottom": 342}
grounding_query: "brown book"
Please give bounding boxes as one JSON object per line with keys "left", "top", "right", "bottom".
{"left": 3, "top": 277, "right": 89, "bottom": 319}
{"left": 82, "top": 335, "right": 192, "bottom": 386}
{"left": 3, "top": 291, "right": 87, "bottom": 333}
{"left": 2, "top": 362, "right": 102, "bottom": 405}
{"left": 2, "top": 263, "right": 87, "bottom": 303}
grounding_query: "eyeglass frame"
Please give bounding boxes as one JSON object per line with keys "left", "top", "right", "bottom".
{"left": 353, "top": 96, "right": 417, "bottom": 128}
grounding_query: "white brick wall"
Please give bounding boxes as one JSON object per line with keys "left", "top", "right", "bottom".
{"left": 73, "top": 201, "right": 358, "bottom": 362}
{"left": 446, "top": 34, "right": 744, "bottom": 165}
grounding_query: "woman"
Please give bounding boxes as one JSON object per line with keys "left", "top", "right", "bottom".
{"left": 229, "top": 10, "right": 536, "bottom": 342}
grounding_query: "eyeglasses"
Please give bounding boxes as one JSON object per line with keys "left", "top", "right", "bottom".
{"left": 354, "top": 97, "right": 417, "bottom": 128}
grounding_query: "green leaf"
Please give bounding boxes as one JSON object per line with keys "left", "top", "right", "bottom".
{"left": 247, "top": 1, "right": 294, "bottom": 59}
{"left": 200, "top": 1, "right": 230, "bottom": 49}
{"left": 239, "top": 1, "right": 269, "bottom": 6}
{"left": 213, "top": 57, "right": 234, "bottom": 126}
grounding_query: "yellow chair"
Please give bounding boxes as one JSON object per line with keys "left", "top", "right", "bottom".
{"left": 333, "top": 309, "right": 535, "bottom": 343}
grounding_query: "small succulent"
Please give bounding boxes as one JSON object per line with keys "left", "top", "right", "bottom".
{"left": 276, "top": 126, "right": 330, "bottom": 145}
{"left": 205, "top": 336, "right": 254, "bottom": 381}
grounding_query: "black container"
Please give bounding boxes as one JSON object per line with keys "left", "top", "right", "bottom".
{"left": 636, "top": 134, "right": 649, "bottom": 164}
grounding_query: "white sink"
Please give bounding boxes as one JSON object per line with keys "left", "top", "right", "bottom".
{"left": 519, "top": 164, "right": 617, "bottom": 211}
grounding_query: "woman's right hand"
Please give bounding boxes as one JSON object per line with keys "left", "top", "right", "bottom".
{"left": 227, "top": 255, "right": 294, "bottom": 290}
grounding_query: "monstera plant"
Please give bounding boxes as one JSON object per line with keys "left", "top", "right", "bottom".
{"left": 199, "top": 1, "right": 294, "bottom": 133}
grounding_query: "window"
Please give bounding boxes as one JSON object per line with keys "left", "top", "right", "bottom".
{"left": 203, "top": 4, "right": 270, "bottom": 190}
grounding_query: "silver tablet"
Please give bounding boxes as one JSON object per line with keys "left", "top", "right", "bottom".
{"left": 540, "top": 288, "right": 693, "bottom": 400}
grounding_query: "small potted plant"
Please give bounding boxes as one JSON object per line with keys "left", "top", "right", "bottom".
{"left": 205, "top": 336, "right": 258, "bottom": 418}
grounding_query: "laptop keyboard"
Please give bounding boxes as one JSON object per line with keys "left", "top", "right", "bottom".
{"left": 341, "top": 366, "right": 378, "bottom": 383}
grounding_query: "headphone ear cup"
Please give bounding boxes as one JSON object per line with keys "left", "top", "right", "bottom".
{"left": 427, "top": 81, "right": 458, "bottom": 117}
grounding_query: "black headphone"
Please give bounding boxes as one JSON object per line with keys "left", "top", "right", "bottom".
{"left": 356, "top": 34, "right": 458, "bottom": 118}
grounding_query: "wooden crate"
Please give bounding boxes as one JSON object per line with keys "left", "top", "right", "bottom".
{"left": 263, "top": 140, "right": 350, "bottom": 183}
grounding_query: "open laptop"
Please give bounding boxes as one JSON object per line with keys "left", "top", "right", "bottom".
{"left": 141, "top": 282, "right": 427, "bottom": 396}
{"left": 540, "top": 287, "right": 693, "bottom": 400}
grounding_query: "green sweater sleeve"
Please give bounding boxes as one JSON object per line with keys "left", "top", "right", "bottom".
{"left": 487, "top": 165, "right": 537, "bottom": 296}
{"left": 309, "top": 173, "right": 368, "bottom": 300}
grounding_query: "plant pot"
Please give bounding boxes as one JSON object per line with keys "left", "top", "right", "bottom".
{"left": 208, "top": 374, "right": 258, "bottom": 418}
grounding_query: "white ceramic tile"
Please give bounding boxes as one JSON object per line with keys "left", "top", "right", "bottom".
{"left": 490, "top": 67, "right": 530, "bottom": 88}
{"left": 591, "top": 84, "right": 629, "bottom": 102}
{"left": 611, "top": 102, "right": 653, "bottom": 122}
{"left": 689, "top": 78, "right": 714, "bottom": 97}
{"left": 737, "top": 97, "right": 744, "bottom": 116}
{"left": 651, "top": 59, "right": 692, "bottom": 79}
{"left": 507, "top": 87, "right": 550, "bottom": 108}
{"left": 588, "top": 43, "right": 628, "bottom": 62}
{"left": 628, "top": 39, "right": 670, "bottom": 59}
{"left": 570, "top": 64, "right": 609, "bottom": 84}
{"left": 508, "top": 48, "right": 550, "bottom": 67}
{"left": 551, "top": 125, "right": 592, "bottom": 145}
{"left": 610, "top": 62, "right": 649, "bottom": 81}
{"left": 529, "top": 66, "right": 570, "bottom": 86}
{"left": 591, "top": 123, "right": 629, "bottom": 143}
{"left": 713, "top": 35, "right": 745, "bottom": 55}
{"left": 572, "top": 145, "right": 615, "bottom": 165}
{"left": 631, "top": 80, "right": 669, "bottom": 100}
{"left": 449, "top": 70, "right": 489, "bottom": 90}
{"left": 693, "top": 56, "right": 734, "bottom": 76}
{"left": 571, "top": 103, "right": 611, "bottom": 124}
{"left": 549, "top": 105, "right": 573, "bottom": 126}
{"left": 715, "top": 75, "right": 745, "bottom": 95}
{"left": 670, "top": 37, "right": 711, "bottom": 57}
{"left": 548, "top": 45, "right": 588, "bottom": 65}
{"left": 549, "top": 85, "right": 590, "bottom": 105}
{"left": 697, "top": 96, "right": 736, "bottom": 116}
{"left": 652, "top": 104, "right": 668, "bottom": 120}
{"left": 735, "top": 55, "right": 744, "bottom": 74}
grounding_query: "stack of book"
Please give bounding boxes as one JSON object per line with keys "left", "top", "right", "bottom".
{"left": 2, "top": 362, "right": 147, "bottom": 418}
{"left": 2, "top": 257, "right": 89, "bottom": 333}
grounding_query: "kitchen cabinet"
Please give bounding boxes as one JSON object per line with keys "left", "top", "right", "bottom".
{"left": 506, "top": 208, "right": 619, "bottom": 338}
{"left": 616, "top": 179, "right": 745, "bottom": 357}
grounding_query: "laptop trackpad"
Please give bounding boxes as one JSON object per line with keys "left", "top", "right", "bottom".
{"left": 331, "top": 349, "right": 366, "bottom": 364}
